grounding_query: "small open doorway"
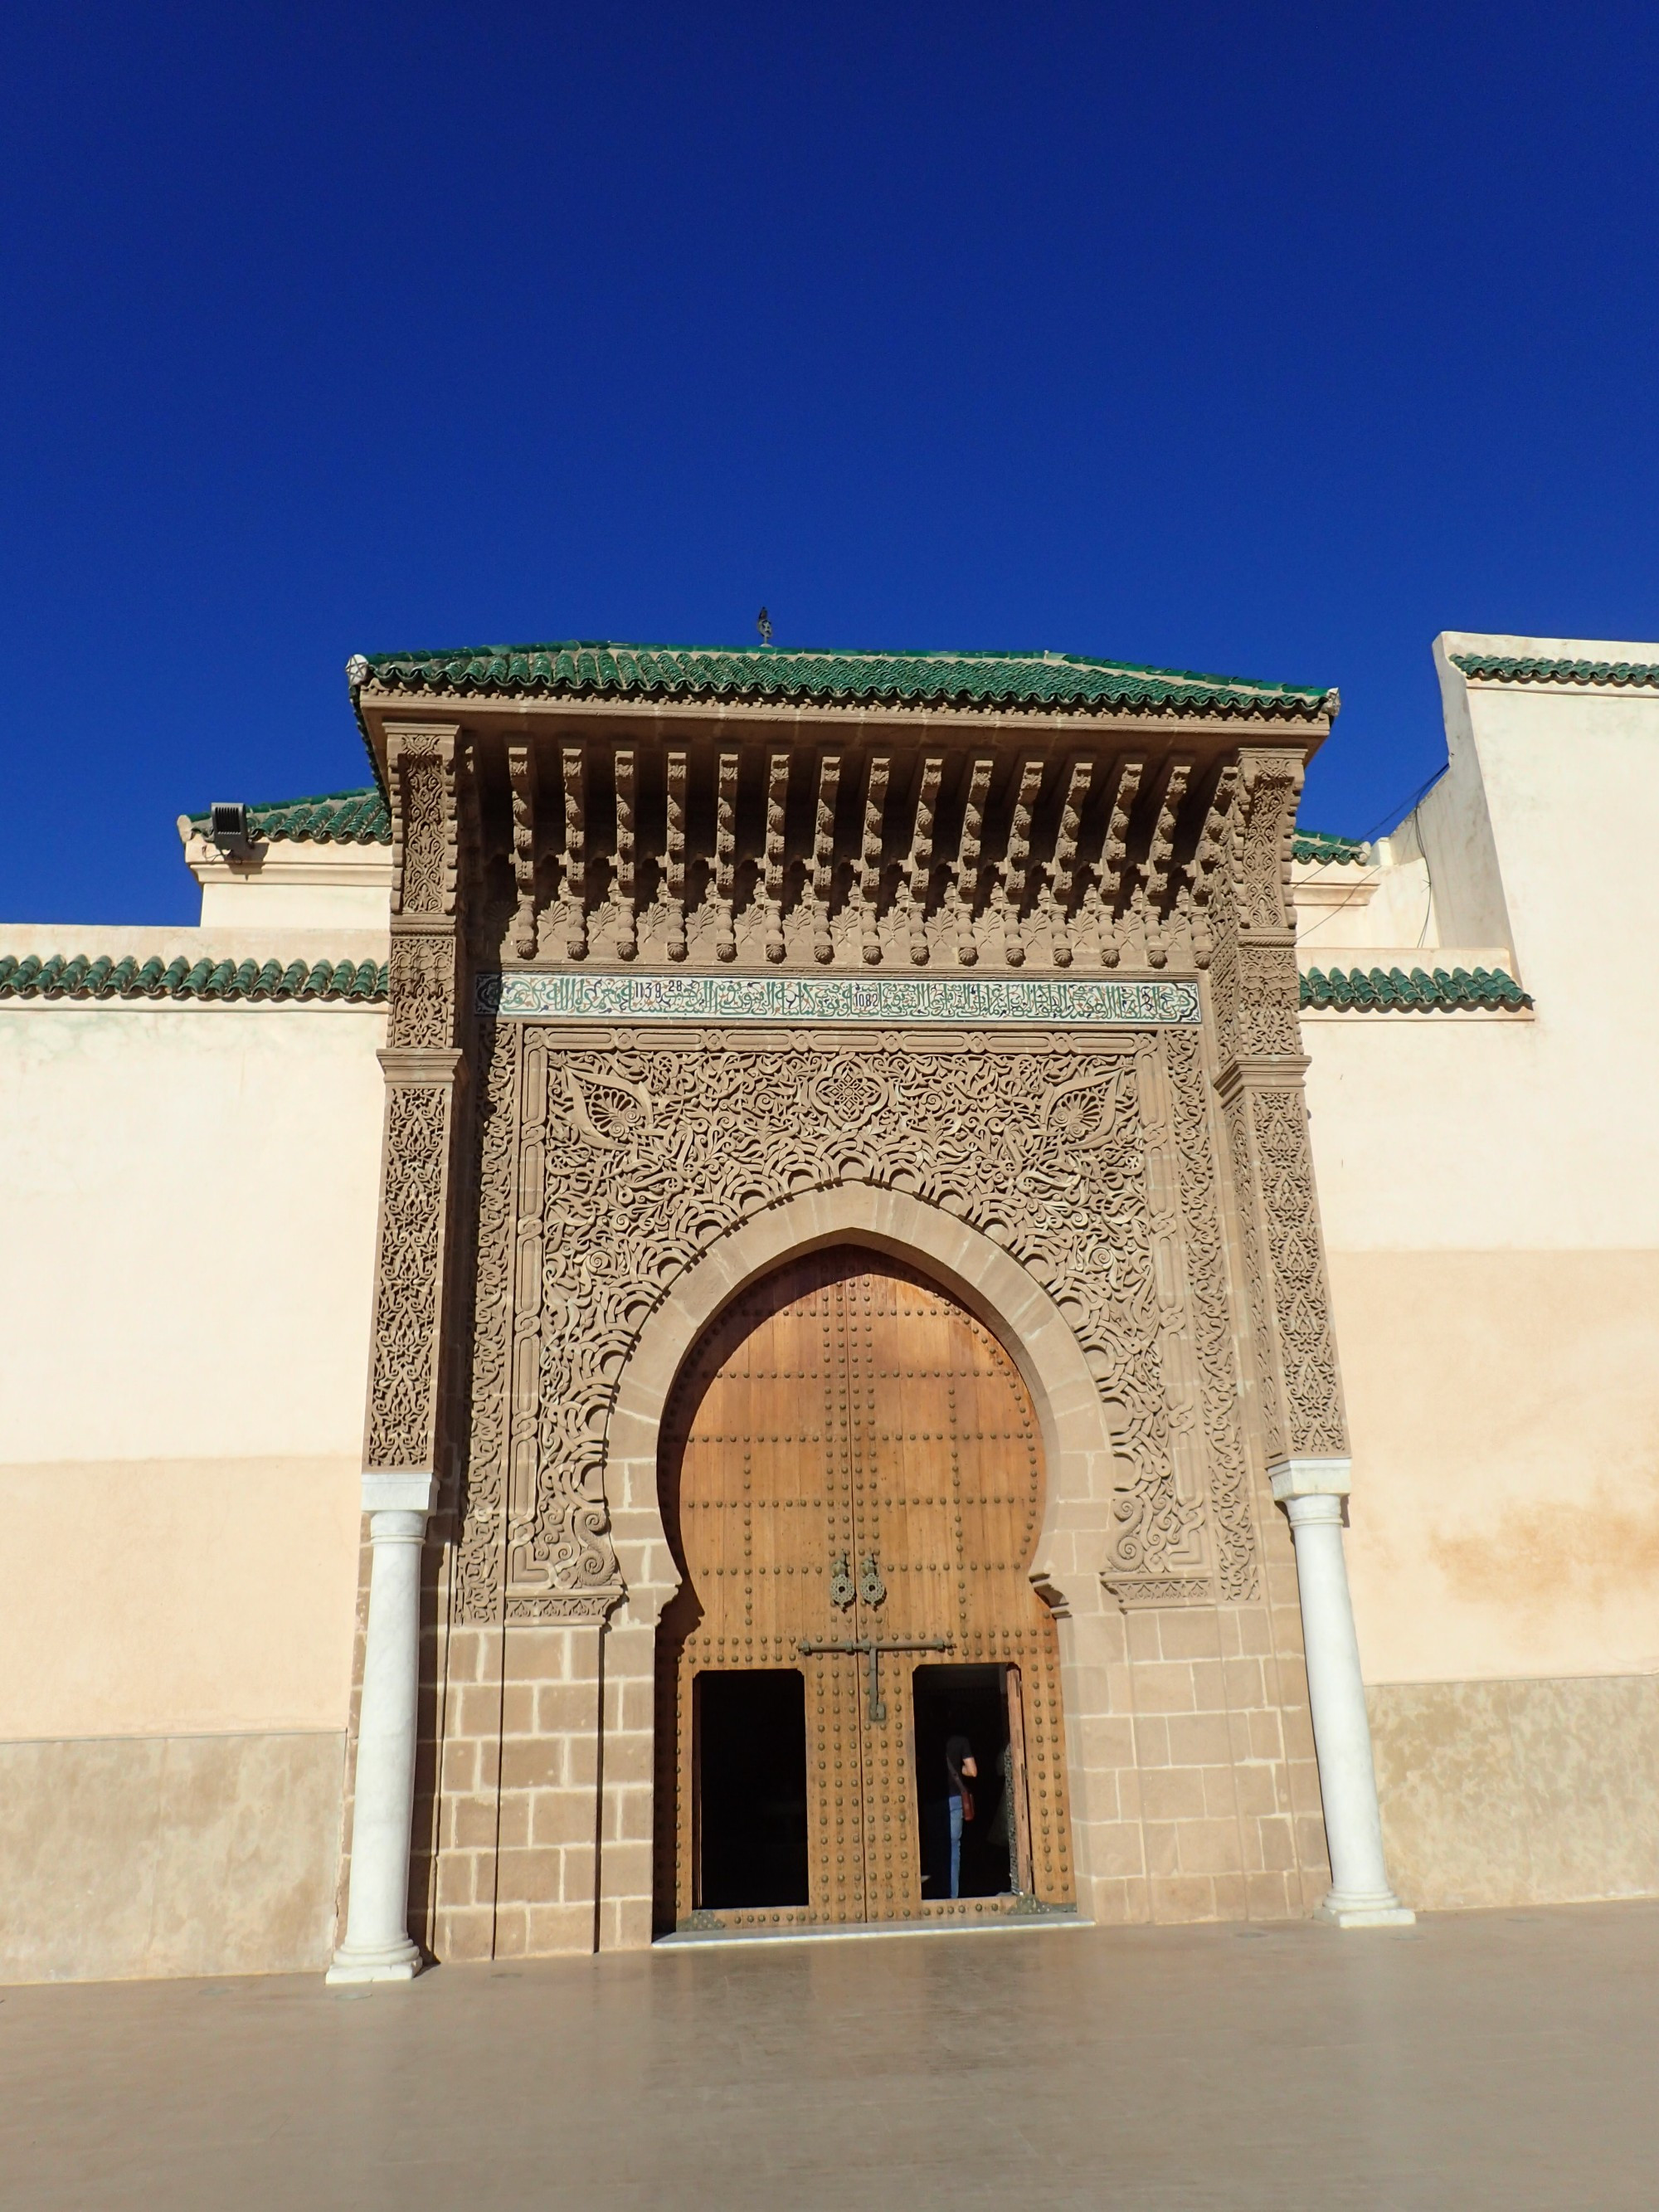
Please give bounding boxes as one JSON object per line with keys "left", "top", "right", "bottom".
{"left": 693, "top": 1669, "right": 810, "bottom": 1911}
{"left": 912, "top": 1664, "right": 1034, "bottom": 1903}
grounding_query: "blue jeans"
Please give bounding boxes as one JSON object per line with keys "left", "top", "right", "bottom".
{"left": 947, "top": 1794, "right": 964, "bottom": 1898}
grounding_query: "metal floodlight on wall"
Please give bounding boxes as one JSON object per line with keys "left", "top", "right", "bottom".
{"left": 210, "top": 802, "right": 255, "bottom": 861}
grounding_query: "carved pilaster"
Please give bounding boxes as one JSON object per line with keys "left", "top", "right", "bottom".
{"left": 1211, "top": 749, "right": 1349, "bottom": 1467}
{"left": 365, "top": 724, "right": 474, "bottom": 1493}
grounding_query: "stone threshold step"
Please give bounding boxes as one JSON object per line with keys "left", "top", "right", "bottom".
{"left": 656, "top": 1912, "right": 1092, "bottom": 1950}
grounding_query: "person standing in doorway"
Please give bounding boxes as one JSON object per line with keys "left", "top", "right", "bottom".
{"left": 945, "top": 1735, "right": 977, "bottom": 1899}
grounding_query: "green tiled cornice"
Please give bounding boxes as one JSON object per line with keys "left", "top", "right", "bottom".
{"left": 348, "top": 641, "right": 1334, "bottom": 722}
{"left": 187, "top": 789, "right": 391, "bottom": 845}
{"left": 1451, "top": 654, "right": 1659, "bottom": 689}
{"left": 1292, "top": 831, "right": 1369, "bottom": 865}
{"left": 1301, "top": 964, "right": 1530, "bottom": 1013}
{"left": 0, "top": 953, "right": 388, "bottom": 1004}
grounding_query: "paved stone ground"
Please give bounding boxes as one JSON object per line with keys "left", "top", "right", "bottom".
{"left": 4, "top": 1904, "right": 1657, "bottom": 2210}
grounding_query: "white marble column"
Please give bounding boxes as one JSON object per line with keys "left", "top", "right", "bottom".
{"left": 1271, "top": 1459, "right": 1413, "bottom": 1928}
{"left": 328, "top": 1472, "right": 437, "bottom": 1984}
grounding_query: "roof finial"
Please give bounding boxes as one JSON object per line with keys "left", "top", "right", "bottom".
{"left": 346, "top": 654, "right": 370, "bottom": 689}
{"left": 757, "top": 607, "right": 773, "bottom": 647}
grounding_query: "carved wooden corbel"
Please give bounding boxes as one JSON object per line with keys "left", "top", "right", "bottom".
{"left": 763, "top": 751, "right": 790, "bottom": 964}
{"left": 614, "top": 748, "right": 639, "bottom": 961}
{"left": 1045, "top": 758, "right": 1093, "bottom": 968}
{"left": 953, "top": 758, "right": 994, "bottom": 967}
{"left": 561, "top": 746, "right": 587, "bottom": 961}
{"left": 811, "top": 754, "right": 842, "bottom": 966}
{"left": 665, "top": 750, "right": 688, "bottom": 962}
{"left": 1136, "top": 757, "right": 1192, "bottom": 970}
{"left": 714, "top": 752, "right": 740, "bottom": 964}
{"left": 507, "top": 744, "right": 538, "bottom": 959}
{"left": 859, "top": 754, "right": 891, "bottom": 966}
{"left": 1094, "top": 757, "right": 1143, "bottom": 968}
{"left": 902, "top": 756, "right": 942, "bottom": 967}
{"left": 1185, "top": 761, "right": 1240, "bottom": 971}
{"left": 997, "top": 757, "right": 1044, "bottom": 967}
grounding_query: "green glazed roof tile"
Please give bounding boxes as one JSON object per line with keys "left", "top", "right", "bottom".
{"left": 1300, "top": 964, "right": 1530, "bottom": 1013}
{"left": 1451, "top": 653, "right": 1659, "bottom": 689}
{"left": 187, "top": 788, "right": 392, "bottom": 846}
{"left": 1292, "top": 830, "right": 1370, "bottom": 865}
{"left": 0, "top": 953, "right": 388, "bottom": 1005}
{"left": 348, "top": 641, "right": 1334, "bottom": 721}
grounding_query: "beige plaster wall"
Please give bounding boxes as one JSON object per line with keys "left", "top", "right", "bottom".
{"left": 1305, "top": 638, "right": 1659, "bottom": 1659}
{"left": 1369, "top": 1674, "right": 1659, "bottom": 1909}
{"left": 0, "top": 1729, "right": 344, "bottom": 1983}
{"left": 0, "top": 987, "right": 385, "bottom": 1981}
{"left": 1301, "top": 636, "right": 1659, "bottom": 1907}
{"left": 1330, "top": 1250, "right": 1659, "bottom": 1686}
{"left": 182, "top": 825, "right": 393, "bottom": 932}
{"left": 0, "top": 1459, "right": 362, "bottom": 1740}
{"left": 0, "top": 1001, "right": 386, "bottom": 1740}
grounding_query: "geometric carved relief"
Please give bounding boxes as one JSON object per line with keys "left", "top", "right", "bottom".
{"left": 1249, "top": 1086, "right": 1346, "bottom": 1457}
{"left": 454, "top": 1016, "right": 518, "bottom": 1621}
{"left": 365, "top": 1080, "right": 453, "bottom": 1471}
{"left": 453, "top": 1024, "right": 1258, "bottom": 1619}
{"left": 1167, "top": 1035, "right": 1257, "bottom": 1598}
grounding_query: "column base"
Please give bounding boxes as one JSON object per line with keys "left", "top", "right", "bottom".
{"left": 326, "top": 1937, "right": 426, "bottom": 1985}
{"left": 1319, "top": 1889, "right": 1416, "bottom": 1930}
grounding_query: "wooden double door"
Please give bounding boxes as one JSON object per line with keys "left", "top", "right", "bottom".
{"left": 654, "top": 1247, "right": 1073, "bottom": 1932}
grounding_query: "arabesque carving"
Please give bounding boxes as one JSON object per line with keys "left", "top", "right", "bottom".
{"left": 391, "top": 741, "right": 451, "bottom": 918}
{"left": 1208, "top": 743, "right": 1350, "bottom": 1468}
{"left": 387, "top": 933, "right": 457, "bottom": 1050}
{"left": 453, "top": 1028, "right": 1258, "bottom": 1615}
{"left": 1250, "top": 1087, "right": 1346, "bottom": 1455}
{"left": 462, "top": 736, "right": 1280, "bottom": 976}
{"left": 454, "top": 1017, "right": 518, "bottom": 1620}
{"left": 366, "top": 1082, "right": 452, "bottom": 1469}
{"left": 366, "top": 721, "right": 472, "bottom": 1484}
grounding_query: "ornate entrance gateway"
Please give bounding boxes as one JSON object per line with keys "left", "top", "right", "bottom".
{"left": 329, "top": 641, "right": 1416, "bottom": 1975}
{"left": 654, "top": 1248, "right": 1073, "bottom": 1932}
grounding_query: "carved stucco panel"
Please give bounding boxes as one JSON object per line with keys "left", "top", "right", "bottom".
{"left": 388, "top": 932, "right": 459, "bottom": 1050}
{"left": 1166, "top": 1034, "right": 1256, "bottom": 1600}
{"left": 1251, "top": 1086, "right": 1347, "bottom": 1457}
{"left": 455, "top": 1018, "right": 518, "bottom": 1620}
{"left": 452, "top": 1028, "right": 1259, "bottom": 1618}
{"left": 391, "top": 739, "right": 453, "bottom": 918}
{"left": 366, "top": 1082, "right": 452, "bottom": 1470}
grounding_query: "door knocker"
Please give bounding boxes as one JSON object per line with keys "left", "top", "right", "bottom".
{"left": 830, "top": 1552, "right": 855, "bottom": 1610}
{"left": 858, "top": 1552, "right": 887, "bottom": 1607}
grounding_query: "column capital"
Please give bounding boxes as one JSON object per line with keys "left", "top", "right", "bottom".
{"left": 377, "top": 1046, "right": 465, "bottom": 1088}
{"left": 1269, "top": 1455, "right": 1351, "bottom": 1503}
{"left": 361, "top": 1470, "right": 439, "bottom": 1515}
{"left": 1214, "top": 1052, "right": 1311, "bottom": 1100}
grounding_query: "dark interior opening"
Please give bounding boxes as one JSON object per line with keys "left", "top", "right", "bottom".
{"left": 694, "top": 1669, "right": 810, "bottom": 1910}
{"left": 913, "top": 1664, "right": 1019, "bottom": 1900}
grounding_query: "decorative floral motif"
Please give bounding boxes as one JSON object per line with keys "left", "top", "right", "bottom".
{"left": 1252, "top": 1088, "right": 1347, "bottom": 1455}
{"left": 455, "top": 1021, "right": 518, "bottom": 1620}
{"left": 806, "top": 1060, "right": 888, "bottom": 1128}
{"left": 388, "top": 933, "right": 456, "bottom": 1050}
{"left": 397, "top": 750, "right": 448, "bottom": 917}
{"left": 1166, "top": 1035, "right": 1256, "bottom": 1598}
{"left": 366, "top": 1084, "right": 450, "bottom": 1469}
{"left": 451, "top": 1031, "right": 1259, "bottom": 1615}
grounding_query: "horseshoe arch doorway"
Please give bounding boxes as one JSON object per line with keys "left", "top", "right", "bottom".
{"left": 653, "top": 1245, "right": 1075, "bottom": 1933}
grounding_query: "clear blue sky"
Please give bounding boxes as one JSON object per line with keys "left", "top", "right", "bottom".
{"left": 5, "top": 2, "right": 1656, "bottom": 924}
